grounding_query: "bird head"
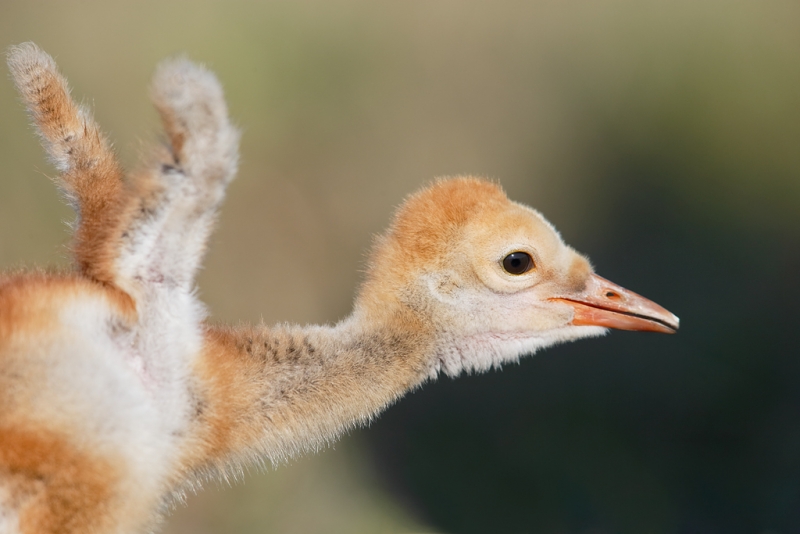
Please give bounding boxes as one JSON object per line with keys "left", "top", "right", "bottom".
{"left": 355, "top": 177, "right": 678, "bottom": 377}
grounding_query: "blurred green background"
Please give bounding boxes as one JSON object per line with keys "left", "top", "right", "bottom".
{"left": 2, "top": 1, "right": 800, "bottom": 533}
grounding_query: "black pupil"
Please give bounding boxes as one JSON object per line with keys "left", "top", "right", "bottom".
{"left": 503, "top": 252, "right": 532, "bottom": 274}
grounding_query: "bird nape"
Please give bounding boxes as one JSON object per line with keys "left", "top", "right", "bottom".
{"left": 0, "top": 43, "right": 679, "bottom": 534}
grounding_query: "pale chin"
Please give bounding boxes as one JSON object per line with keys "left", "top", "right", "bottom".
{"left": 430, "top": 325, "right": 608, "bottom": 379}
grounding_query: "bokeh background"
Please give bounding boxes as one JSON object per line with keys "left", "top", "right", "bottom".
{"left": 2, "top": 1, "right": 799, "bottom": 533}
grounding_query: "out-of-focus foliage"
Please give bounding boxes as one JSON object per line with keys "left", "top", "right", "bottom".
{"left": 1, "top": 1, "right": 799, "bottom": 533}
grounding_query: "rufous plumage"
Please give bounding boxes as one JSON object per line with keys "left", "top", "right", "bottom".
{"left": 0, "top": 43, "right": 678, "bottom": 534}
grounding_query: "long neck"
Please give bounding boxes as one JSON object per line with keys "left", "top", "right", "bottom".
{"left": 186, "top": 311, "right": 436, "bottom": 474}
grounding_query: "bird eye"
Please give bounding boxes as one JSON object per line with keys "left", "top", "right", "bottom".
{"left": 502, "top": 252, "right": 534, "bottom": 275}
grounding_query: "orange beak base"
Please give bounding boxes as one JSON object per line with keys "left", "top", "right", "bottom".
{"left": 550, "top": 274, "right": 679, "bottom": 334}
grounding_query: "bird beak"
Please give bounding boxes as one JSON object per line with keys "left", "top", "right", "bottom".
{"left": 550, "top": 273, "right": 679, "bottom": 334}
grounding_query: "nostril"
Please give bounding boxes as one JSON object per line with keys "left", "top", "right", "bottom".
{"left": 605, "top": 291, "right": 619, "bottom": 299}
